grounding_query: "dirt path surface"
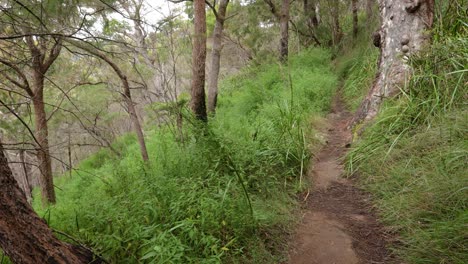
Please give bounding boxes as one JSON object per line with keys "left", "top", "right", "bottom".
{"left": 287, "top": 94, "right": 394, "bottom": 264}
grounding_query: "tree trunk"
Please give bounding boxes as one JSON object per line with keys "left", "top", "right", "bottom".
{"left": 352, "top": 0, "right": 435, "bottom": 125}
{"left": 331, "top": 0, "right": 342, "bottom": 46}
{"left": 31, "top": 75, "right": 56, "bottom": 205}
{"left": 0, "top": 141, "right": 102, "bottom": 264}
{"left": 19, "top": 150, "right": 32, "bottom": 204}
{"left": 191, "top": 0, "right": 208, "bottom": 121}
{"left": 68, "top": 40, "right": 150, "bottom": 162}
{"left": 279, "top": 0, "right": 290, "bottom": 62}
{"left": 366, "top": 0, "right": 375, "bottom": 20}
{"left": 124, "top": 87, "right": 149, "bottom": 162}
{"left": 352, "top": 0, "right": 359, "bottom": 39}
{"left": 303, "top": 0, "right": 320, "bottom": 46}
{"left": 207, "top": 0, "right": 230, "bottom": 114}
{"left": 304, "top": 0, "right": 318, "bottom": 29}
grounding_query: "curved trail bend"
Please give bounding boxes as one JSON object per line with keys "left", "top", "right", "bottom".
{"left": 287, "top": 94, "right": 394, "bottom": 264}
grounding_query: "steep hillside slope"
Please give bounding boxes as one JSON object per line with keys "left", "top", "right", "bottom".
{"left": 33, "top": 48, "right": 337, "bottom": 263}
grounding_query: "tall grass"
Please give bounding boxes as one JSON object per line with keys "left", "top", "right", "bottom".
{"left": 344, "top": 1, "right": 467, "bottom": 263}
{"left": 30, "top": 48, "right": 337, "bottom": 263}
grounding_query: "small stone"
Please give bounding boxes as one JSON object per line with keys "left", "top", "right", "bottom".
{"left": 402, "top": 45, "right": 410, "bottom": 53}
{"left": 401, "top": 35, "right": 410, "bottom": 45}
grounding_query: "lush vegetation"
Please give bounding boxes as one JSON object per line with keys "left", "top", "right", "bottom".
{"left": 33, "top": 48, "right": 336, "bottom": 263}
{"left": 344, "top": 2, "right": 467, "bottom": 263}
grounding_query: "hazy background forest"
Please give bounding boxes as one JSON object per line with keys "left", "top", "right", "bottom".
{"left": 0, "top": 0, "right": 466, "bottom": 263}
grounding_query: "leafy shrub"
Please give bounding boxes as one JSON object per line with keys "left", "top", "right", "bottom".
{"left": 34, "top": 48, "right": 337, "bottom": 263}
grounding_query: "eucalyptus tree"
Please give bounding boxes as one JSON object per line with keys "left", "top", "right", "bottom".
{"left": 67, "top": 39, "right": 150, "bottom": 161}
{"left": 0, "top": 140, "right": 102, "bottom": 263}
{"left": 0, "top": 0, "right": 72, "bottom": 204}
{"left": 207, "top": 0, "right": 230, "bottom": 114}
{"left": 353, "top": 0, "right": 435, "bottom": 124}
{"left": 191, "top": 0, "right": 208, "bottom": 121}
{"left": 263, "top": 0, "right": 290, "bottom": 62}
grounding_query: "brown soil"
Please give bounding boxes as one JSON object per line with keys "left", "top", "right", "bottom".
{"left": 287, "top": 94, "right": 395, "bottom": 264}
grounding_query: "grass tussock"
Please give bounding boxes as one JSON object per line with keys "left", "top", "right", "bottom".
{"left": 344, "top": 1, "right": 467, "bottom": 263}
{"left": 33, "top": 48, "right": 337, "bottom": 263}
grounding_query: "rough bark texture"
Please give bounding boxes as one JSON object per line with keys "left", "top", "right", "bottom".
{"left": 207, "top": 0, "right": 230, "bottom": 114}
{"left": 25, "top": 36, "right": 62, "bottom": 205}
{"left": 279, "top": 0, "right": 290, "bottom": 62}
{"left": 191, "top": 0, "right": 208, "bottom": 121}
{"left": 0, "top": 141, "right": 101, "bottom": 264}
{"left": 352, "top": 0, "right": 359, "bottom": 38}
{"left": 31, "top": 87, "right": 56, "bottom": 204}
{"left": 352, "top": 0, "right": 434, "bottom": 125}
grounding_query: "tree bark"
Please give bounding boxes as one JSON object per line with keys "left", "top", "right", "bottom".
{"left": 23, "top": 36, "right": 62, "bottom": 205}
{"left": 0, "top": 141, "right": 102, "bottom": 264}
{"left": 31, "top": 75, "right": 56, "bottom": 205}
{"left": 19, "top": 150, "right": 32, "bottom": 204}
{"left": 303, "top": 0, "right": 320, "bottom": 46}
{"left": 331, "top": 0, "right": 342, "bottom": 46}
{"left": 352, "top": 0, "right": 359, "bottom": 39}
{"left": 304, "top": 0, "right": 318, "bottom": 28}
{"left": 279, "top": 0, "right": 290, "bottom": 62}
{"left": 191, "top": 0, "right": 208, "bottom": 121}
{"left": 207, "top": 0, "right": 230, "bottom": 114}
{"left": 352, "top": 0, "right": 435, "bottom": 125}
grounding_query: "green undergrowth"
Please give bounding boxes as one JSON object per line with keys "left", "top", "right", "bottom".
{"left": 345, "top": 3, "right": 467, "bottom": 263}
{"left": 33, "top": 48, "right": 337, "bottom": 263}
{"left": 335, "top": 21, "right": 379, "bottom": 111}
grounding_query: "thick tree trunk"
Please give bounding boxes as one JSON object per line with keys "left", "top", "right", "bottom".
{"left": 279, "top": 0, "right": 290, "bottom": 62}
{"left": 31, "top": 76, "right": 56, "bottom": 205}
{"left": 352, "top": 0, "right": 359, "bottom": 38}
{"left": 0, "top": 141, "right": 102, "bottom": 263}
{"left": 191, "top": 0, "right": 208, "bottom": 121}
{"left": 352, "top": 0, "right": 434, "bottom": 125}
{"left": 207, "top": 0, "right": 230, "bottom": 114}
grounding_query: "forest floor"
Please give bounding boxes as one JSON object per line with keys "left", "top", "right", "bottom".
{"left": 287, "top": 92, "right": 396, "bottom": 264}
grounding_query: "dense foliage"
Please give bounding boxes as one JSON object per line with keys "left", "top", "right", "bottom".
{"left": 33, "top": 49, "right": 337, "bottom": 263}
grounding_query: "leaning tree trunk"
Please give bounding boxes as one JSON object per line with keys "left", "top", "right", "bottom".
{"left": 68, "top": 40, "right": 150, "bottom": 162}
{"left": 279, "top": 0, "right": 290, "bottom": 62}
{"left": 191, "top": 0, "right": 208, "bottom": 121}
{"left": 0, "top": 141, "right": 102, "bottom": 264}
{"left": 207, "top": 0, "right": 230, "bottom": 114}
{"left": 352, "top": 0, "right": 434, "bottom": 124}
{"left": 31, "top": 75, "right": 56, "bottom": 205}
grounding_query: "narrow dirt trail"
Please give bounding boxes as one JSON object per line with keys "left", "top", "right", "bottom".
{"left": 287, "top": 93, "right": 394, "bottom": 264}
